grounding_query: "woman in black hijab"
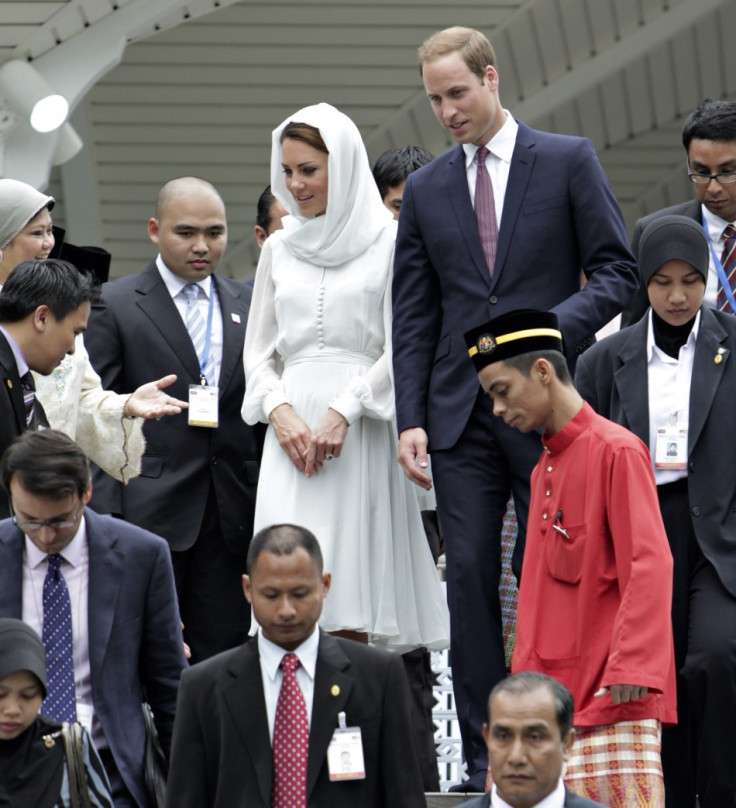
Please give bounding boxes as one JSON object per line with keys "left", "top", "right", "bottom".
{"left": 0, "top": 618, "right": 112, "bottom": 807}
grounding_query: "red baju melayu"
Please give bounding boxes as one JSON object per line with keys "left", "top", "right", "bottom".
{"left": 512, "top": 402, "right": 677, "bottom": 728}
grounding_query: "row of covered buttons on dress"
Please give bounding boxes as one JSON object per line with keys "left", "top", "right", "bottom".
{"left": 317, "top": 284, "right": 325, "bottom": 349}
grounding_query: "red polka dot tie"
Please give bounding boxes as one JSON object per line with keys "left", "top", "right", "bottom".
{"left": 272, "top": 653, "right": 308, "bottom": 808}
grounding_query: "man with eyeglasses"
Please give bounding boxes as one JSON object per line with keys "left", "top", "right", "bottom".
{"left": 624, "top": 99, "right": 736, "bottom": 325}
{"left": 0, "top": 429, "right": 187, "bottom": 807}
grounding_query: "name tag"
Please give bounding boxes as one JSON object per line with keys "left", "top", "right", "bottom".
{"left": 188, "top": 385, "right": 219, "bottom": 428}
{"left": 327, "top": 711, "right": 365, "bottom": 781}
{"left": 654, "top": 425, "right": 687, "bottom": 470}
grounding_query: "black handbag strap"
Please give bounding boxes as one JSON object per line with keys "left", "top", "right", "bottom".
{"left": 61, "top": 722, "right": 92, "bottom": 808}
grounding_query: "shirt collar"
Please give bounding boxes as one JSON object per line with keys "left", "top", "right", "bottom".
{"left": 24, "top": 513, "right": 88, "bottom": 570}
{"left": 257, "top": 626, "right": 320, "bottom": 683}
{"left": 156, "top": 254, "right": 212, "bottom": 300}
{"left": 463, "top": 110, "right": 519, "bottom": 168}
{"left": 491, "top": 778, "right": 565, "bottom": 808}
{"left": 0, "top": 325, "right": 29, "bottom": 377}
{"left": 701, "top": 203, "right": 733, "bottom": 243}
{"left": 646, "top": 308, "right": 700, "bottom": 363}
{"left": 541, "top": 401, "right": 595, "bottom": 456}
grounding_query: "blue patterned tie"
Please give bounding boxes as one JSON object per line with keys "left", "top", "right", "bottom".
{"left": 183, "top": 284, "right": 216, "bottom": 386}
{"left": 42, "top": 554, "right": 77, "bottom": 722}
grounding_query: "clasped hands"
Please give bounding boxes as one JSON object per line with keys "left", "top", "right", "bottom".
{"left": 594, "top": 684, "right": 649, "bottom": 704}
{"left": 269, "top": 403, "right": 348, "bottom": 476}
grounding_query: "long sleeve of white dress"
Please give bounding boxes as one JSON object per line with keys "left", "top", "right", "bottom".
{"left": 34, "top": 335, "right": 144, "bottom": 482}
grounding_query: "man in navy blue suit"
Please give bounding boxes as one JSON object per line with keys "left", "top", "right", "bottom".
{"left": 0, "top": 429, "right": 187, "bottom": 807}
{"left": 392, "top": 26, "right": 638, "bottom": 790}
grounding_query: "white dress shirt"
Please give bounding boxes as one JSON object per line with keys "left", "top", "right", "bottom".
{"left": 491, "top": 778, "right": 565, "bottom": 808}
{"left": 701, "top": 206, "right": 734, "bottom": 308}
{"left": 257, "top": 627, "right": 320, "bottom": 742}
{"left": 21, "top": 515, "right": 102, "bottom": 745}
{"left": 646, "top": 309, "right": 699, "bottom": 485}
{"left": 463, "top": 110, "right": 519, "bottom": 230}
{"left": 156, "top": 255, "right": 224, "bottom": 384}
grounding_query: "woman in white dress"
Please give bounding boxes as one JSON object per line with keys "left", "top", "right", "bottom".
{"left": 242, "top": 103, "right": 449, "bottom": 651}
{"left": 0, "top": 178, "right": 186, "bottom": 481}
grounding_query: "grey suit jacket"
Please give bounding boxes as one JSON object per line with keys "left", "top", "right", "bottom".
{"left": 0, "top": 508, "right": 188, "bottom": 807}
{"left": 575, "top": 305, "right": 736, "bottom": 596}
{"left": 166, "top": 631, "right": 425, "bottom": 808}
{"left": 458, "top": 786, "right": 606, "bottom": 807}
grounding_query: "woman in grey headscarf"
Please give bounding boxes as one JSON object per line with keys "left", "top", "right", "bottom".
{"left": 243, "top": 103, "right": 449, "bottom": 651}
{"left": 0, "top": 178, "right": 186, "bottom": 482}
{"left": 0, "top": 618, "right": 113, "bottom": 807}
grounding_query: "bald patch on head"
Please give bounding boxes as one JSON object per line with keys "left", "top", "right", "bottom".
{"left": 155, "top": 177, "right": 224, "bottom": 221}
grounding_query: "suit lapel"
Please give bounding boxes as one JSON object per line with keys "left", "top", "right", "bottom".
{"left": 222, "top": 641, "right": 273, "bottom": 806}
{"left": 613, "top": 318, "right": 651, "bottom": 445}
{"left": 0, "top": 332, "right": 28, "bottom": 433}
{"left": 689, "top": 308, "right": 729, "bottom": 452}
{"left": 133, "top": 263, "right": 202, "bottom": 381}
{"left": 0, "top": 527, "right": 24, "bottom": 617}
{"left": 445, "top": 147, "right": 493, "bottom": 288}
{"left": 306, "top": 633, "right": 353, "bottom": 797}
{"left": 213, "top": 276, "right": 246, "bottom": 398}
{"left": 86, "top": 511, "right": 125, "bottom": 679}
{"left": 493, "top": 122, "right": 536, "bottom": 287}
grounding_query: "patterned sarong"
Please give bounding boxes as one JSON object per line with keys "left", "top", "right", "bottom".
{"left": 565, "top": 719, "right": 664, "bottom": 808}
{"left": 499, "top": 498, "right": 518, "bottom": 667}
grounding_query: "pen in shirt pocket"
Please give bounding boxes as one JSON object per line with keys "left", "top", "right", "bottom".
{"left": 552, "top": 509, "right": 570, "bottom": 541}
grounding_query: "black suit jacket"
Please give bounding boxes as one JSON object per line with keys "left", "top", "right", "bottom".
{"left": 575, "top": 305, "right": 736, "bottom": 597}
{"left": 165, "top": 631, "right": 426, "bottom": 808}
{"left": 0, "top": 508, "right": 187, "bottom": 807}
{"left": 84, "top": 261, "right": 262, "bottom": 552}
{"left": 392, "top": 121, "right": 638, "bottom": 448}
{"left": 622, "top": 199, "right": 702, "bottom": 327}
{"left": 458, "top": 787, "right": 605, "bottom": 807}
{"left": 0, "top": 331, "right": 48, "bottom": 516}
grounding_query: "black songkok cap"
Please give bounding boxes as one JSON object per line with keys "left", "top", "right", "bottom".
{"left": 0, "top": 618, "right": 47, "bottom": 696}
{"left": 464, "top": 309, "right": 563, "bottom": 372}
{"left": 638, "top": 214, "right": 709, "bottom": 288}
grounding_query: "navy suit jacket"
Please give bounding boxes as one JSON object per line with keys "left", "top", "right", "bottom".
{"left": 0, "top": 508, "right": 188, "bottom": 807}
{"left": 575, "top": 305, "right": 736, "bottom": 597}
{"left": 84, "top": 261, "right": 263, "bottom": 553}
{"left": 0, "top": 331, "right": 48, "bottom": 517}
{"left": 392, "top": 121, "right": 638, "bottom": 449}
{"left": 166, "top": 631, "right": 425, "bottom": 808}
{"left": 622, "top": 198, "right": 702, "bottom": 326}
{"left": 458, "top": 787, "right": 605, "bottom": 807}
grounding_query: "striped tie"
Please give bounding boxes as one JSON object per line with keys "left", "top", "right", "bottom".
{"left": 183, "top": 284, "right": 216, "bottom": 386}
{"left": 717, "top": 224, "right": 736, "bottom": 314}
{"left": 474, "top": 145, "right": 498, "bottom": 276}
{"left": 20, "top": 371, "right": 36, "bottom": 428}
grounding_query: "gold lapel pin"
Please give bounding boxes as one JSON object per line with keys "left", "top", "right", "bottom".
{"left": 715, "top": 347, "right": 726, "bottom": 364}
{"left": 6, "top": 379, "right": 12, "bottom": 389}
{"left": 331, "top": 684, "right": 340, "bottom": 697}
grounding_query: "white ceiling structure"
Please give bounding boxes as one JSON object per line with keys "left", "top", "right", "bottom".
{"left": 1, "top": 0, "right": 735, "bottom": 280}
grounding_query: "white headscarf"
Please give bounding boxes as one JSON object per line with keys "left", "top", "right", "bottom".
{"left": 0, "top": 178, "right": 54, "bottom": 252}
{"left": 270, "top": 102, "right": 394, "bottom": 267}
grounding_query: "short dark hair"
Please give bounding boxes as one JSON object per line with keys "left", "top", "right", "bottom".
{"left": 489, "top": 672, "right": 574, "bottom": 738}
{"left": 0, "top": 259, "right": 93, "bottom": 323}
{"left": 682, "top": 99, "right": 736, "bottom": 150}
{"left": 280, "top": 122, "right": 328, "bottom": 155}
{"left": 502, "top": 349, "right": 572, "bottom": 384}
{"left": 256, "top": 185, "right": 279, "bottom": 231}
{"left": 0, "top": 430, "right": 91, "bottom": 499}
{"left": 372, "top": 147, "right": 434, "bottom": 199}
{"left": 246, "top": 523, "right": 324, "bottom": 574}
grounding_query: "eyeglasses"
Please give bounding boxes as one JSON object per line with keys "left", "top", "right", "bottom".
{"left": 688, "top": 171, "right": 736, "bottom": 186}
{"left": 10, "top": 500, "right": 84, "bottom": 533}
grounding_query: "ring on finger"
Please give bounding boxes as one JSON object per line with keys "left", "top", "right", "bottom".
{"left": 325, "top": 452, "right": 334, "bottom": 461}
